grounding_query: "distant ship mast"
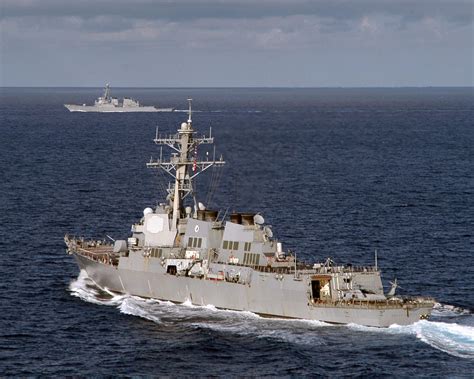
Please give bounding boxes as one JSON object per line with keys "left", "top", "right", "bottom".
{"left": 147, "top": 99, "right": 225, "bottom": 230}
{"left": 103, "top": 83, "right": 111, "bottom": 101}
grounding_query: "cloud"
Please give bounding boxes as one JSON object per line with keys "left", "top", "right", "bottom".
{"left": 2, "top": 0, "right": 471, "bottom": 48}
{"left": 3, "top": 10, "right": 468, "bottom": 50}
{"left": 1, "top": 0, "right": 472, "bottom": 26}
{"left": 1, "top": 0, "right": 472, "bottom": 86}
{"left": 359, "top": 16, "right": 378, "bottom": 33}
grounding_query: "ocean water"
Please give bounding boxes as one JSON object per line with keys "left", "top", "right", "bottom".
{"left": 0, "top": 87, "right": 473, "bottom": 376}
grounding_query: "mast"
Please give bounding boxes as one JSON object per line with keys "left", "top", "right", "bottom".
{"left": 147, "top": 99, "right": 225, "bottom": 230}
{"left": 104, "top": 83, "right": 110, "bottom": 100}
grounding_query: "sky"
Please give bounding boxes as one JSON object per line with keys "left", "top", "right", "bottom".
{"left": 0, "top": 0, "right": 473, "bottom": 87}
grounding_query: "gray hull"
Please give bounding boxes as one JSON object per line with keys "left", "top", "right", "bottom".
{"left": 75, "top": 254, "right": 432, "bottom": 327}
{"left": 64, "top": 104, "right": 174, "bottom": 113}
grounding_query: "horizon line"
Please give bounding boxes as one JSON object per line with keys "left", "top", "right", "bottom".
{"left": 1, "top": 85, "right": 473, "bottom": 89}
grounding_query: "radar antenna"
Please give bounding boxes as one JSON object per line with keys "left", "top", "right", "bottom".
{"left": 147, "top": 99, "right": 225, "bottom": 230}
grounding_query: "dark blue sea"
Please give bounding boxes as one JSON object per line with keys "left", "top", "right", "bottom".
{"left": 1, "top": 87, "right": 473, "bottom": 376}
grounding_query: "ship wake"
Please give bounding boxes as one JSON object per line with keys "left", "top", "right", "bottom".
{"left": 69, "top": 271, "right": 474, "bottom": 358}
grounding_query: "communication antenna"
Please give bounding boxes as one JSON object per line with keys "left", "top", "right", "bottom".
{"left": 375, "top": 249, "right": 378, "bottom": 271}
{"left": 294, "top": 251, "right": 297, "bottom": 278}
{"left": 187, "top": 98, "right": 193, "bottom": 123}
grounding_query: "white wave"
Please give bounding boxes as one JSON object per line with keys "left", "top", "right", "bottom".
{"left": 174, "top": 300, "right": 261, "bottom": 320}
{"left": 69, "top": 271, "right": 101, "bottom": 304}
{"left": 69, "top": 270, "right": 126, "bottom": 306}
{"left": 157, "top": 300, "right": 175, "bottom": 307}
{"left": 412, "top": 321, "right": 474, "bottom": 359}
{"left": 119, "top": 297, "right": 162, "bottom": 324}
{"left": 347, "top": 322, "right": 397, "bottom": 334}
{"left": 432, "top": 302, "right": 471, "bottom": 317}
{"left": 69, "top": 269, "right": 92, "bottom": 292}
{"left": 203, "top": 304, "right": 218, "bottom": 311}
{"left": 348, "top": 320, "right": 474, "bottom": 359}
{"left": 173, "top": 109, "right": 204, "bottom": 113}
{"left": 194, "top": 304, "right": 261, "bottom": 319}
{"left": 288, "top": 318, "right": 333, "bottom": 328}
{"left": 182, "top": 299, "right": 195, "bottom": 307}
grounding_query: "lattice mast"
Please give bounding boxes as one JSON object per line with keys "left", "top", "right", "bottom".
{"left": 147, "top": 99, "right": 225, "bottom": 230}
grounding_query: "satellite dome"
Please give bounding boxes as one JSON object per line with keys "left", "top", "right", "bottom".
{"left": 254, "top": 214, "right": 265, "bottom": 225}
{"left": 143, "top": 207, "right": 153, "bottom": 216}
{"left": 264, "top": 226, "right": 273, "bottom": 238}
{"left": 181, "top": 122, "right": 188, "bottom": 129}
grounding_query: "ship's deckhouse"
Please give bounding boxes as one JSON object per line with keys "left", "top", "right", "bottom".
{"left": 182, "top": 217, "right": 224, "bottom": 253}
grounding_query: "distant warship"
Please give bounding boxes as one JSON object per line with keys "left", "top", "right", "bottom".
{"left": 64, "top": 84, "right": 174, "bottom": 112}
{"left": 65, "top": 100, "right": 434, "bottom": 327}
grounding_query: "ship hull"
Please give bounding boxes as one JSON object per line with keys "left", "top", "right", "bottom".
{"left": 64, "top": 104, "right": 174, "bottom": 112}
{"left": 74, "top": 254, "right": 432, "bottom": 327}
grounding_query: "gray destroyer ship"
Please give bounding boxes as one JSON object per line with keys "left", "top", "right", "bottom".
{"left": 65, "top": 100, "right": 434, "bottom": 327}
{"left": 64, "top": 84, "right": 174, "bottom": 112}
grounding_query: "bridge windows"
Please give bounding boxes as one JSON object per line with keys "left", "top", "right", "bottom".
{"left": 222, "top": 240, "right": 239, "bottom": 250}
{"left": 188, "top": 237, "right": 202, "bottom": 248}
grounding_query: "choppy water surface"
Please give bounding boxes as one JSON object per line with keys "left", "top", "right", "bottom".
{"left": 0, "top": 87, "right": 473, "bottom": 376}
